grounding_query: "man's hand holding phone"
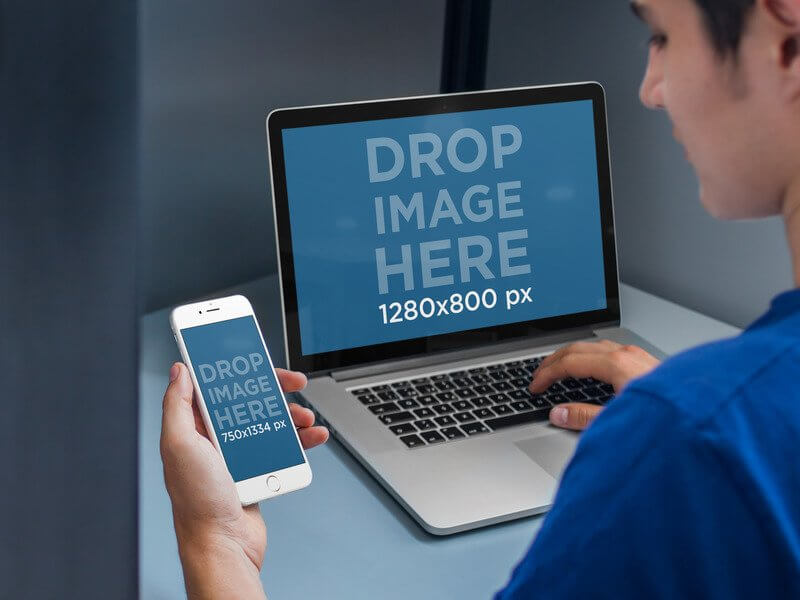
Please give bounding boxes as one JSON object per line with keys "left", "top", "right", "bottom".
{"left": 160, "top": 362, "right": 328, "bottom": 599}
{"left": 531, "top": 340, "right": 661, "bottom": 431}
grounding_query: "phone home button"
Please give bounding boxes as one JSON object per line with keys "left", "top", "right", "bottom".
{"left": 266, "top": 476, "right": 281, "bottom": 492}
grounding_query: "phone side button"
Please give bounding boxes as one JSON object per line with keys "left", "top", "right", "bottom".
{"left": 266, "top": 476, "right": 281, "bottom": 492}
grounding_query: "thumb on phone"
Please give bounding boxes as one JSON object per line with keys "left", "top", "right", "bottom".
{"left": 161, "top": 362, "right": 199, "bottom": 446}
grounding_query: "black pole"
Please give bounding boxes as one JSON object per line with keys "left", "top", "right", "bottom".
{"left": 440, "top": 0, "right": 493, "bottom": 93}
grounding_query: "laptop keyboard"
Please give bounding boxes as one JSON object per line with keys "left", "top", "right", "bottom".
{"left": 349, "top": 355, "right": 615, "bottom": 449}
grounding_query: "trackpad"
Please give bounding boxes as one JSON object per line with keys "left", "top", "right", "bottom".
{"left": 514, "top": 431, "right": 579, "bottom": 480}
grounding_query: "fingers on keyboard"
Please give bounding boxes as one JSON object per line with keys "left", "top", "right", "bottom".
{"left": 352, "top": 354, "right": 614, "bottom": 448}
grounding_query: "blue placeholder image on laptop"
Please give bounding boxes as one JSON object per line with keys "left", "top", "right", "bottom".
{"left": 281, "top": 100, "right": 607, "bottom": 356}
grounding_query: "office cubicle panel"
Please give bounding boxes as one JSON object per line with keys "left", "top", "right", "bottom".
{"left": 0, "top": 2, "right": 139, "bottom": 597}
{"left": 140, "top": 0, "right": 447, "bottom": 312}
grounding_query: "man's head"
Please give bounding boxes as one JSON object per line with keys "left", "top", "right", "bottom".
{"left": 633, "top": 0, "right": 800, "bottom": 219}
{"left": 693, "top": 0, "right": 756, "bottom": 56}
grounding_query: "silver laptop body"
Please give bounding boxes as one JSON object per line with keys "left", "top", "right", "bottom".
{"left": 266, "top": 83, "right": 664, "bottom": 534}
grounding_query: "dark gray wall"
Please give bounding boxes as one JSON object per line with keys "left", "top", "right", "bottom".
{"left": 0, "top": 2, "right": 138, "bottom": 597}
{"left": 141, "top": 0, "right": 447, "bottom": 312}
{"left": 486, "top": 1, "right": 792, "bottom": 327}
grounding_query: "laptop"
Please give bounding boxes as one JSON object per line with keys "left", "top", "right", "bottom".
{"left": 265, "top": 82, "right": 663, "bottom": 535}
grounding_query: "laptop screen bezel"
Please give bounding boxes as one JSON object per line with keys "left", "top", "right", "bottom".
{"left": 267, "top": 82, "right": 620, "bottom": 374}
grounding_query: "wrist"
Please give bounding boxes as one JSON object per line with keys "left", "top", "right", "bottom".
{"left": 177, "top": 527, "right": 265, "bottom": 600}
{"left": 175, "top": 511, "right": 265, "bottom": 562}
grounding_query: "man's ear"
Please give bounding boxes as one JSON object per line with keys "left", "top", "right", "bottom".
{"left": 763, "top": 0, "right": 800, "bottom": 99}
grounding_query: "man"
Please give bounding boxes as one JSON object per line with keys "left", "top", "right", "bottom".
{"left": 160, "top": 0, "right": 800, "bottom": 596}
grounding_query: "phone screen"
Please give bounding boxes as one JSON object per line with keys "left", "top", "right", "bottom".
{"left": 180, "top": 315, "right": 305, "bottom": 482}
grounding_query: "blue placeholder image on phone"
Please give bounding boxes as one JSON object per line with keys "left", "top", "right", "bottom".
{"left": 180, "top": 315, "right": 305, "bottom": 482}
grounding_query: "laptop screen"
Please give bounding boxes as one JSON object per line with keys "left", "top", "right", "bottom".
{"left": 279, "top": 98, "right": 607, "bottom": 358}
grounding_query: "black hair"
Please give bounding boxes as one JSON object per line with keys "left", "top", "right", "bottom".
{"left": 693, "top": 0, "right": 756, "bottom": 55}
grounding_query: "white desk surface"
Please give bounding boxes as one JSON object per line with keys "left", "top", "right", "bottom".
{"left": 139, "top": 276, "right": 740, "bottom": 599}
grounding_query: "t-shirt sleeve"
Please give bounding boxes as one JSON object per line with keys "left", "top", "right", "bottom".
{"left": 494, "top": 389, "right": 767, "bottom": 600}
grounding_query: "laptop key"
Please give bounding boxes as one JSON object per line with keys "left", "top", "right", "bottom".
{"left": 468, "top": 366, "right": 487, "bottom": 374}
{"left": 471, "top": 374, "right": 491, "bottom": 384}
{"left": 474, "top": 384, "right": 493, "bottom": 395}
{"left": 449, "top": 370, "right": 468, "bottom": 379}
{"left": 389, "top": 422, "right": 416, "bottom": 436}
{"left": 506, "top": 360, "right": 522, "bottom": 367}
{"left": 493, "top": 403, "right": 513, "bottom": 415}
{"left": 435, "top": 380, "right": 456, "bottom": 391}
{"left": 530, "top": 396, "right": 551, "bottom": 409}
{"left": 583, "top": 386, "right": 604, "bottom": 398}
{"left": 472, "top": 396, "right": 492, "bottom": 408}
{"left": 357, "top": 394, "right": 379, "bottom": 405}
{"left": 454, "top": 388, "right": 476, "bottom": 398}
{"left": 510, "top": 400, "right": 533, "bottom": 412}
{"left": 418, "top": 395, "right": 439, "bottom": 406}
{"left": 598, "top": 394, "right": 614, "bottom": 404}
{"left": 413, "top": 407, "right": 435, "bottom": 419}
{"left": 562, "top": 378, "right": 582, "bottom": 390}
{"left": 547, "top": 393, "right": 568, "bottom": 405}
{"left": 566, "top": 390, "right": 587, "bottom": 402}
{"left": 351, "top": 388, "right": 370, "bottom": 395}
{"left": 508, "top": 389, "right": 529, "bottom": 401}
{"left": 435, "top": 391, "right": 456, "bottom": 402}
{"left": 378, "top": 390, "right": 399, "bottom": 401}
{"left": 371, "top": 384, "right": 390, "bottom": 392}
{"left": 510, "top": 377, "right": 529, "bottom": 388}
{"left": 452, "top": 377, "right": 472, "bottom": 388}
{"left": 489, "top": 392, "right": 510, "bottom": 403}
{"left": 398, "top": 398, "right": 420, "bottom": 409}
{"left": 379, "top": 411, "right": 414, "bottom": 425}
{"left": 485, "top": 408, "right": 551, "bottom": 431}
{"left": 416, "top": 384, "right": 436, "bottom": 394}
{"left": 462, "top": 422, "right": 490, "bottom": 436}
{"left": 600, "top": 383, "right": 615, "bottom": 395}
{"left": 415, "top": 419, "right": 436, "bottom": 430}
{"left": 492, "top": 381, "right": 513, "bottom": 392}
{"left": 420, "top": 430, "right": 445, "bottom": 444}
{"left": 370, "top": 402, "right": 400, "bottom": 415}
{"left": 431, "top": 374, "right": 450, "bottom": 381}
{"left": 508, "top": 367, "right": 527, "bottom": 378}
{"left": 452, "top": 399, "right": 474, "bottom": 411}
{"left": 490, "top": 371, "right": 510, "bottom": 380}
{"left": 473, "top": 407, "right": 494, "bottom": 420}
{"left": 400, "top": 434, "right": 425, "bottom": 448}
{"left": 433, "top": 403, "right": 454, "bottom": 414}
{"left": 454, "top": 411, "right": 476, "bottom": 423}
{"left": 434, "top": 415, "right": 456, "bottom": 427}
{"left": 411, "top": 377, "right": 430, "bottom": 385}
{"left": 397, "top": 388, "right": 420, "bottom": 398}
{"left": 441, "top": 426, "right": 465, "bottom": 440}
{"left": 392, "top": 381, "right": 411, "bottom": 389}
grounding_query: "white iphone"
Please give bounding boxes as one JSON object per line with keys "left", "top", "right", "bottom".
{"left": 170, "top": 294, "right": 312, "bottom": 504}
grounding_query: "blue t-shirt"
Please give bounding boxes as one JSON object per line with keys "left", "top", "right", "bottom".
{"left": 496, "top": 289, "right": 800, "bottom": 599}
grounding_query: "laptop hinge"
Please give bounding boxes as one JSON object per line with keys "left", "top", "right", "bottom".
{"left": 330, "top": 327, "right": 601, "bottom": 383}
